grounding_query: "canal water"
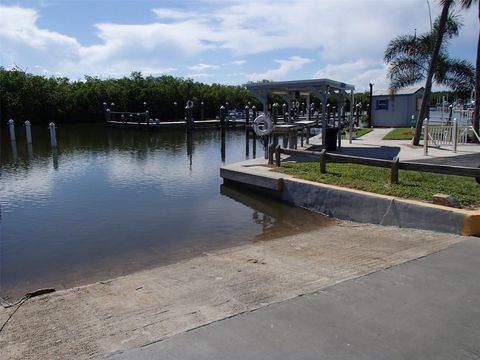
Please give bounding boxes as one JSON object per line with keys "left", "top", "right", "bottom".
{"left": 0, "top": 123, "right": 332, "bottom": 301}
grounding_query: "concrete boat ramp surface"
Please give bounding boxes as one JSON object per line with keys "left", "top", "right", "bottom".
{"left": 109, "top": 238, "right": 480, "bottom": 360}
{"left": 0, "top": 224, "right": 473, "bottom": 360}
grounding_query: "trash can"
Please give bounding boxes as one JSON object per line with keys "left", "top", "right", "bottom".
{"left": 325, "top": 127, "right": 338, "bottom": 151}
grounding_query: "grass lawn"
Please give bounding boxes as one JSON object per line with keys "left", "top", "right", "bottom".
{"left": 341, "top": 127, "right": 373, "bottom": 139}
{"left": 277, "top": 162, "right": 480, "bottom": 207}
{"left": 383, "top": 128, "right": 478, "bottom": 142}
{"left": 382, "top": 127, "right": 416, "bottom": 140}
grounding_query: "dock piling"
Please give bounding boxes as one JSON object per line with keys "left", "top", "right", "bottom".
{"left": 49, "top": 122, "right": 57, "bottom": 147}
{"left": 8, "top": 119, "right": 15, "bottom": 141}
{"left": 25, "top": 120, "right": 32, "bottom": 144}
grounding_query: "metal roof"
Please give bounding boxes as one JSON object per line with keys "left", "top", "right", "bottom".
{"left": 245, "top": 79, "right": 355, "bottom": 92}
{"left": 373, "top": 86, "right": 424, "bottom": 96}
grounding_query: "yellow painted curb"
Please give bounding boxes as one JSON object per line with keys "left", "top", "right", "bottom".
{"left": 462, "top": 212, "right": 480, "bottom": 236}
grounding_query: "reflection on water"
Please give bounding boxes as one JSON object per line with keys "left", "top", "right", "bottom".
{"left": 1, "top": 123, "right": 331, "bottom": 301}
{"left": 220, "top": 184, "right": 332, "bottom": 241}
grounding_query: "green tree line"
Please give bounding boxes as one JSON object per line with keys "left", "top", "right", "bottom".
{"left": 0, "top": 68, "right": 262, "bottom": 124}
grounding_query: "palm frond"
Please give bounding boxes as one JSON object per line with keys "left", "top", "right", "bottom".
{"left": 433, "top": 53, "right": 450, "bottom": 83}
{"left": 384, "top": 35, "right": 417, "bottom": 63}
{"left": 459, "top": 0, "right": 475, "bottom": 9}
{"left": 440, "top": 58, "right": 475, "bottom": 92}
{"left": 387, "top": 57, "right": 424, "bottom": 92}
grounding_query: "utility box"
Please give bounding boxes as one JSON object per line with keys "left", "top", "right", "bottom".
{"left": 325, "top": 127, "right": 339, "bottom": 151}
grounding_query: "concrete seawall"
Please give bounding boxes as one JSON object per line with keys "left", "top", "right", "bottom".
{"left": 220, "top": 159, "right": 480, "bottom": 236}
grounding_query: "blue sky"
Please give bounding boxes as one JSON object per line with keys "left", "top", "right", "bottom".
{"left": 0, "top": 0, "right": 476, "bottom": 91}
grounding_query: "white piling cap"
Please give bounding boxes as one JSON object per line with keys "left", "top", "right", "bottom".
{"left": 25, "top": 120, "right": 31, "bottom": 125}
{"left": 8, "top": 119, "right": 14, "bottom": 124}
{"left": 49, "top": 122, "right": 55, "bottom": 127}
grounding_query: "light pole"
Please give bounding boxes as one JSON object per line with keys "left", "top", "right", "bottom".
{"left": 426, "top": 0, "right": 433, "bottom": 31}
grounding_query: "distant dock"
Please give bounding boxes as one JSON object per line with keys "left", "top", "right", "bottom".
{"left": 106, "top": 116, "right": 247, "bottom": 130}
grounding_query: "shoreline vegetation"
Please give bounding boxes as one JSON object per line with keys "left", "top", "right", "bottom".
{"left": 0, "top": 68, "right": 259, "bottom": 125}
{"left": 277, "top": 162, "right": 480, "bottom": 208}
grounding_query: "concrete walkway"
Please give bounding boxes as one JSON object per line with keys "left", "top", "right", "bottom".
{"left": 309, "top": 128, "right": 480, "bottom": 163}
{"left": 106, "top": 237, "right": 480, "bottom": 360}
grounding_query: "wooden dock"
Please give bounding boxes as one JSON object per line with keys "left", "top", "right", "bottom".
{"left": 106, "top": 118, "right": 247, "bottom": 129}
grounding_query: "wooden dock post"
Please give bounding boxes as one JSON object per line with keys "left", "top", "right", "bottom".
{"left": 268, "top": 143, "right": 274, "bottom": 165}
{"left": 220, "top": 105, "right": 226, "bottom": 127}
{"left": 390, "top": 156, "right": 399, "bottom": 184}
{"left": 319, "top": 149, "right": 326, "bottom": 173}
{"left": 275, "top": 145, "right": 281, "bottom": 167}
{"left": 272, "top": 103, "right": 278, "bottom": 124}
{"left": 288, "top": 130, "right": 296, "bottom": 149}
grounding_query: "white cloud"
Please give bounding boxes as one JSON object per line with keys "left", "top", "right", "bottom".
{"left": 187, "top": 73, "right": 214, "bottom": 78}
{"left": 0, "top": 6, "right": 80, "bottom": 50}
{"left": 227, "top": 72, "right": 247, "bottom": 77}
{"left": 187, "top": 63, "right": 220, "bottom": 72}
{"left": 0, "top": 5, "right": 215, "bottom": 78}
{"left": 0, "top": 5, "right": 81, "bottom": 74}
{"left": 314, "top": 59, "right": 388, "bottom": 91}
{"left": 231, "top": 60, "right": 246, "bottom": 65}
{"left": 249, "top": 56, "right": 313, "bottom": 81}
{"left": 152, "top": 8, "right": 197, "bottom": 20}
{"left": 76, "top": 21, "right": 214, "bottom": 73}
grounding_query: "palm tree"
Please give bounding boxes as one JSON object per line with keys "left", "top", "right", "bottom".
{"left": 385, "top": 0, "right": 475, "bottom": 145}
{"left": 460, "top": 0, "right": 479, "bottom": 140}
{"left": 415, "top": 0, "right": 453, "bottom": 145}
{"left": 385, "top": 17, "right": 473, "bottom": 93}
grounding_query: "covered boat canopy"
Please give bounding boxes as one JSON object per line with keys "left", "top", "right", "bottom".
{"left": 246, "top": 79, "right": 356, "bottom": 146}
